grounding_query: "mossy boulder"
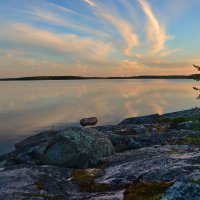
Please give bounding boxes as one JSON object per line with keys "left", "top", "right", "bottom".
{"left": 33, "top": 127, "right": 114, "bottom": 168}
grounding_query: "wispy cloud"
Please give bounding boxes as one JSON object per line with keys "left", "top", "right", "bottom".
{"left": 100, "top": 13, "right": 140, "bottom": 56}
{"left": 0, "top": 23, "right": 114, "bottom": 62}
{"left": 138, "top": 0, "right": 172, "bottom": 53}
{"left": 160, "top": 48, "right": 182, "bottom": 57}
{"left": 86, "top": 1, "right": 140, "bottom": 57}
{"left": 83, "top": 0, "right": 95, "bottom": 7}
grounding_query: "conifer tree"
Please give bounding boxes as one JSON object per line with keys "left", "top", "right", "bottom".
{"left": 193, "top": 64, "right": 200, "bottom": 98}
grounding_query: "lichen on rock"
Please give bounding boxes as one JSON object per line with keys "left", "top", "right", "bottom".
{"left": 33, "top": 127, "right": 114, "bottom": 168}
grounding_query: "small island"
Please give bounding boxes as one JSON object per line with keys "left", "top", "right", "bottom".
{"left": 0, "top": 75, "right": 198, "bottom": 81}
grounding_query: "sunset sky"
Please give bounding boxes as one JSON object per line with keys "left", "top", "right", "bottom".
{"left": 0, "top": 0, "right": 200, "bottom": 77}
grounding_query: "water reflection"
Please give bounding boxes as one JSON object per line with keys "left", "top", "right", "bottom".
{"left": 0, "top": 79, "right": 199, "bottom": 154}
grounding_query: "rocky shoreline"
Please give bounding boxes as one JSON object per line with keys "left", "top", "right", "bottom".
{"left": 1, "top": 107, "right": 200, "bottom": 200}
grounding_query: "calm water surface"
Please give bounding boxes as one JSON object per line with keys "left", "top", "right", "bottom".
{"left": 0, "top": 79, "right": 199, "bottom": 155}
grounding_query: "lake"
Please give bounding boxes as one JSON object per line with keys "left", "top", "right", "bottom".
{"left": 0, "top": 79, "right": 199, "bottom": 155}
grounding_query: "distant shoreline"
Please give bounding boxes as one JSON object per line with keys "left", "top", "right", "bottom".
{"left": 0, "top": 75, "right": 198, "bottom": 81}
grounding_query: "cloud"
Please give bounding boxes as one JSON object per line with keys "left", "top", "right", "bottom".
{"left": 0, "top": 23, "right": 114, "bottom": 62}
{"left": 160, "top": 48, "right": 182, "bottom": 57}
{"left": 31, "top": 9, "right": 108, "bottom": 38}
{"left": 0, "top": 0, "right": 193, "bottom": 77}
{"left": 101, "top": 13, "right": 140, "bottom": 56}
{"left": 138, "top": 0, "right": 172, "bottom": 53}
{"left": 0, "top": 0, "right": 108, "bottom": 40}
{"left": 0, "top": 52, "right": 91, "bottom": 77}
{"left": 83, "top": 0, "right": 95, "bottom": 7}
{"left": 85, "top": 1, "right": 140, "bottom": 57}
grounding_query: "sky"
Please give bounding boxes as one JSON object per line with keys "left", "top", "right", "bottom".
{"left": 0, "top": 0, "right": 200, "bottom": 77}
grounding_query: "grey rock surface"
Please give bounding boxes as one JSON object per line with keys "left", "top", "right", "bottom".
{"left": 1, "top": 144, "right": 200, "bottom": 200}
{"left": 162, "top": 182, "right": 200, "bottom": 200}
{"left": 163, "top": 107, "right": 200, "bottom": 118}
{"left": 1, "top": 107, "right": 200, "bottom": 199}
{"left": 177, "top": 121, "right": 200, "bottom": 130}
{"left": 95, "top": 124, "right": 147, "bottom": 151}
{"left": 119, "top": 107, "right": 200, "bottom": 125}
{"left": 0, "top": 164, "right": 124, "bottom": 200}
{"left": 0, "top": 165, "right": 74, "bottom": 200}
{"left": 96, "top": 145, "right": 200, "bottom": 187}
{"left": 119, "top": 114, "right": 160, "bottom": 125}
{"left": 97, "top": 124, "right": 195, "bottom": 151}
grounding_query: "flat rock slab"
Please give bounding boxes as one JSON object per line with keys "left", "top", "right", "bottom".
{"left": 119, "top": 107, "right": 200, "bottom": 125}
{"left": 0, "top": 165, "right": 124, "bottom": 200}
{"left": 1, "top": 144, "right": 200, "bottom": 199}
{"left": 163, "top": 182, "right": 200, "bottom": 200}
{"left": 119, "top": 114, "right": 160, "bottom": 125}
{"left": 0, "top": 165, "right": 74, "bottom": 200}
{"left": 97, "top": 145, "right": 200, "bottom": 186}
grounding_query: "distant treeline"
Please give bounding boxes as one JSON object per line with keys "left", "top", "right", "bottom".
{"left": 0, "top": 75, "right": 198, "bottom": 81}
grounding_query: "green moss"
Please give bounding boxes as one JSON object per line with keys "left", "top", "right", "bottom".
{"left": 123, "top": 182, "right": 172, "bottom": 200}
{"left": 72, "top": 169, "right": 102, "bottom": 184}
{"left": 96, "top": 160, "right": 110, "bottom": 170}
{"left": 157, "top": 117, "right": 171, "bottom": 123}
{"left": 35, "top": 181, "right": 45, "bottom": 190}
{"left": 10, "top": 155, "right": 23, "bottom": 164}
{"left": 179, "top": 135, "right": 200, "bottom": 145}
{"left": 157, "top": 114, "right": 200, "bottom": 127}
{"left": 171, "top": 117, "right": 188, "bottom": 124}
{"left": 189, "top": 179, "right": 200, "bottom": 184}
{"left": 73, "top": 170, "right": 95, "bottom": 184}
{"left": 152, "top": 194, "right": 164, "bottom": 200}
{"left": 190, "top": 114, "right": 200, "bottom": 122}
{"left": 72, "top": 168, "right": 110, "bottom": 192}
{"left": 193, "top": 123, "right": 200, "bottom": 132}
{"left": 145, "top": 124, "right": 170, "bottom": 134}
{"left": 80, "top": 183, "right": 110, "bottom": 192}
{"left": 157, "top": 117, "right": 187, "bottom": 124}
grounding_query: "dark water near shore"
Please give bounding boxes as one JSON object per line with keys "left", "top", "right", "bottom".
{"left": 0, "top": 79, "right": 199, "bottom": 155}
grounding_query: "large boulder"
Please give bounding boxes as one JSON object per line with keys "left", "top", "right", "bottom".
{"left": 33, "top": 128, "right": 114, "bottom": 168}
